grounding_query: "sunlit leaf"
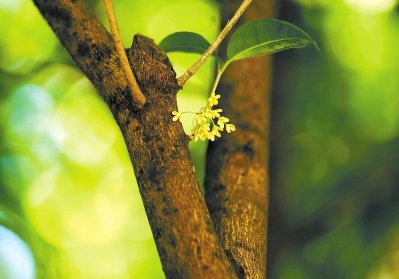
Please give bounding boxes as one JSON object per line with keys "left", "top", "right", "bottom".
{"left": 223, "top": 19, "right": 319, "bottom": 71}
{"left": 158, "top": 31, "right": 222, "bottom": 64}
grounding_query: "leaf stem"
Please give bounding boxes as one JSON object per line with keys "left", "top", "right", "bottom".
{"left": 103, "top": 0, "right": 146, "bottom": 108}
{"left": 210, "top": 69, "right": 223, "bottom": 98}
{"left": 177, "top": 0, "right": 253, "bottom": 87}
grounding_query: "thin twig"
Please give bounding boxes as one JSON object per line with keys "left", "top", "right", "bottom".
{"left": 209, "top": 69, "right": 223, "bottom": 96}
{"left": 177, "top": 0, "right": 253, "bottom": 87}
{"left": 103, "top": 0, "right": 146, "bottom": 108}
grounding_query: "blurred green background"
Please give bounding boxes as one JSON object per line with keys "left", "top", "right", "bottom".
{"left": 268, "top": 0, "right": 399, "bottom": 279}
{"left": 1, "top": 0, "right": 399, "bottom": 278}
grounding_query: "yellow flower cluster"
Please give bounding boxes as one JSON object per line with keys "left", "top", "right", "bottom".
{"left": 171, "top": 92, "right": 236, "bottom": 142}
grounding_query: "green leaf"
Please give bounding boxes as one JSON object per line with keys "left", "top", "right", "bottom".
{"left": 223, "top": 19, "right": 319, "bottom": 71}
{"left": 158, "top": 31, "right": 222, "bottom": 64}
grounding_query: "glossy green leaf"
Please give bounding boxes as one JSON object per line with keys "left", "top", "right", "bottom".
{"left": 223, "top": 19, "right": 319, "bottom": 71}
{"left": 158, "top": 31, "right": 222, "bottom": 64}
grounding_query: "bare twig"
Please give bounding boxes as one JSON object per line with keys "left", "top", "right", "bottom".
{"left": 209, "top": 69, "right": 224, "bottom": 96}
{"left": 177, "top": 0, "right": 253, "bottom": 87}
{"left": 103, "top": 0, "right": 146, "bottom": 107}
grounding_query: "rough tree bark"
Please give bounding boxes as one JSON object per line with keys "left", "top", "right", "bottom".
{"left": 33, "top": 0, "right": 272, "bottom": 278}
{"left": 205, "top": 0, "right": 275, "bottom": 278}
{"left": 32, "top": 1, "right": 237, "bottom": 278}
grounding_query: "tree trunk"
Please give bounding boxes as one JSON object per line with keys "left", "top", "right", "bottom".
{"left": 33, "top": 0, "right": 274, "bottom": 277}
{"left": 33, "top": 0, "right": 237, "bottom": 278}
{"left": 205, "top": 0, "right": 275, "bottom": 278}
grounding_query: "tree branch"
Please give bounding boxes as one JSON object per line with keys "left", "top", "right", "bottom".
{"left": 33, "top": 0, "right": 238, "bottom": 277}
{"left": 177, "top": 0, "right": 253, "bottom": 87}
{"left": 204, "top": 0, "right": 275, "bottom": 278}
{"left": 103, "top": 0, "right": 146, "bottom": 108}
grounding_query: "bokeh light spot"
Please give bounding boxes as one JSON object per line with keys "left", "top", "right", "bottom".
{"left": 57, "top": 77, "right": 118, "bottom": 166}
{"left": 343, "top": 0, "right": 396, "bottom": 15}
{"left": 52, "top": 243, "right": 130, "bottom": 279}
{"left": 0, "top": 225, "right": 36, "bottom": 279}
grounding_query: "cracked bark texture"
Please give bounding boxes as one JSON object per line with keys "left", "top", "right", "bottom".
{"left": 32, "top": 0, "right": 238, "bottom": 278}
{"left": 205, "top": 0, "right": 275, "bottom": 278}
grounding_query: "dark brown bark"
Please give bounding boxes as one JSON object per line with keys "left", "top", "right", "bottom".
{"left": 205, "top": 0, "right": 275, "bottom": 278}
{"left": 32, "top": 0, "right": 237, "bottom": 278}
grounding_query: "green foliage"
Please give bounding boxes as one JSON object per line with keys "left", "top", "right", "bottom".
{"left": 159, "top": 32, "right": 217, "bottom": 60}
{"left": 268, "top": 1, "right": 399, "bottom": 279}
{"left": 159, "top": 18, "right": 318, "bottom": 74}
{"left": 159, "top": 31, "right": 211, "bottom": 54}
{"left": 224, "top": 18, "right": 319, "bottom": 71}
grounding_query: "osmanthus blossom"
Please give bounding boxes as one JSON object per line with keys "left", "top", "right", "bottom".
{"left": 172, "top": 111, "right": 183, "bottom": 122}
{"left": 171, "top": 92, "right": 235, "bottom": 142}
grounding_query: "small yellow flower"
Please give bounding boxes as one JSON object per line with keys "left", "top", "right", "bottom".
{"left": 172, "top": 111, "right": 183, "bottom": 122}
{"left": 217, "top": 117, "right": 229, "bottom": 129}
{"left": 193, "top": 124, "right": 211, "bottom": 142}
{"left": 207, "top": 132, "right": 215, "bottom": 141}
{"left": 194, "top": 130, "right": 209, "bottom": 142}
{"left": 204, "top": 109, "right": 213, "bottom": 118}
{"left": 226, "top": 124, "right": 236, "bottom": 133}
{"left": 196, "top": 113, "right": 207, "bottom": 124}
{"left": 208, "top": 125, "right": 222, "bottom": 141}
{"left": 208, "top": 93, "right": 221, "bottom": 106}
{"left": 200, "top": 132, "right": 208, "bottom": 141}
{"left": 205, "top": 108, "right": 222, "bottom": 119}
{"left": 194, "top": 133, "right": 201, "bottom": 142}
{"left": 213, "top": 109, "right": 223, "bottom": 118}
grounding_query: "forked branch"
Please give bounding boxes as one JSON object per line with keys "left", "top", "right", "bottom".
{"left": 33, "top": 0, "right": 240, "bottom": 277}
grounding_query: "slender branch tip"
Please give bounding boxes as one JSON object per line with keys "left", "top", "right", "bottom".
{"left": 177, "top": 0, "right": 253, "bottom": 87}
